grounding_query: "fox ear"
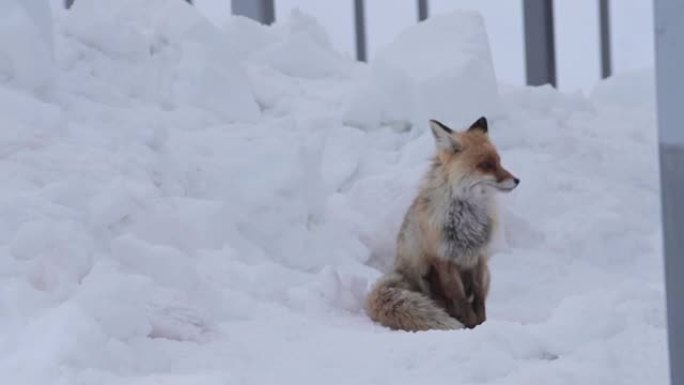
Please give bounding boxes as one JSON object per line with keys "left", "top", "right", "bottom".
{"left": 467, "top": 116, "right": 488, "bottom": 134}
{"left": 429, "top": 120, "right": 462, "bottom": 152}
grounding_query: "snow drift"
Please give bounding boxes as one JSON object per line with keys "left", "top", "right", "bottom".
{"left": 0, "top": 1, "right": 668, "bottom": 384}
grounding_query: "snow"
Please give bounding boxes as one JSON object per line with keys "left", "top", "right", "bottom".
{"left": 0, "top": 2, "right": 668, "bottom": 385}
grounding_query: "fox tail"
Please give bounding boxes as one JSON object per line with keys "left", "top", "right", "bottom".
{"left": 365, "top": 273, "right": 463, "bottom": 331}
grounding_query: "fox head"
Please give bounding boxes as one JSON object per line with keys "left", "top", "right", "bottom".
{"left": 429, "top": 117, "right": 519, "bottom": 193}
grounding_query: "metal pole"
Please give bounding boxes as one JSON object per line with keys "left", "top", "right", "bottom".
{"left": 418, "top": 0, "right": 429, "bottom": 22}
{"left": 354, "top": 0, "right": 367, "bottom": 62}
{"left": 231, "top": 0, "right": 275, "bottom": 25}
{"left": 656, "top": 0, "right": 684, "bottom": 383}
{"left": 523, "top": 0, "right": 556, "bottom": 87}
{"left": 599, "top": 0, "right": 612, "bottom": 78}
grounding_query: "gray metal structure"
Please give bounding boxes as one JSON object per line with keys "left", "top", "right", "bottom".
{"left": 231, "top": 0, "right": 275, "bottom": 25}
{"left": 354, "top": 0, "right": 367, "bottom": 62}
{"left": 523, "top": 0, "right": 556, "bottom": 87}
{"left": 655, "top": 0, "right": 684, "bottom": 384}
{"left": 418, "top": 0, "right": 429, "bottom": 22}
{"left": 599, "top": 0, "right": 612, "bottom": 78}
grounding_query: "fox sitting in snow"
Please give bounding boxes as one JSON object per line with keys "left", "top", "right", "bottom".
{"left": 366, "top": 117, "right": 519, "bottom": 331}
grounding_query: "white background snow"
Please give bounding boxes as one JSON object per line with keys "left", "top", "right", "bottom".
{"left": 0, "top": 0, "right": 668, "bottom": 384}
{"left": 192, "top": 0, "right": 655, "bottom": 93}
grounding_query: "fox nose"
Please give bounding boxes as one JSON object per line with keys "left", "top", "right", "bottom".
{"left": 513, "top": 177, "right": 520, "bottom": 186}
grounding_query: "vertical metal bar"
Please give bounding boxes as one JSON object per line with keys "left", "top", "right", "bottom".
{"left": 231, "top": 0, "right": 275, "bottom": 25}
{"left": 599, "top": 0, "right": 612, "bottom": 78}
{"left": 656, "top": 0, "right": 684, "bottom": 384}
{"left": 523, "top": 0, "right": 556, "bottom": 87}
{"left": 418, "top": 0, "right": 429, "bottom": 22}
{"left": 354, "top": 0, "right": 367, "bottom": 62}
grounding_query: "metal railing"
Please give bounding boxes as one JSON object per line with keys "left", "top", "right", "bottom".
{"left": 523, "top": 0, "right": 557, "bottom": 86}
{"left": 655, "top": 0, "right": 684, "bottom": 384}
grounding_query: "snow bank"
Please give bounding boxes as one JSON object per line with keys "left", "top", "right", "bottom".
{"left": 345, "top": 11, "right": 501, "bottom": 130}
{"left": 0, "top": 4, "right": 668, "bottom": 385}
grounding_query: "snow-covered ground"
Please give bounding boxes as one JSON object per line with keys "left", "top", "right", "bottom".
{"left": 0, "top": 0, "right": 668, "bottom": 384}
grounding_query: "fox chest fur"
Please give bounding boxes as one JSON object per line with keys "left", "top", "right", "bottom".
{"left": 440, "top": 198, "right": 492, "bottom": 263}
{"left": 425, "top": 192, "right": 493, "bottom": 268}
{"left": 396, "top": 190, "right": 495, "bottom": 278}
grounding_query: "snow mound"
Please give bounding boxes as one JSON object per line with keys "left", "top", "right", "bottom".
{"left": 348, "top": 11, "right": 501, "bottom": 130}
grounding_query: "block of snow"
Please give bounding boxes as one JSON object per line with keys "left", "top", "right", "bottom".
{"left": 342, "top": 85, "right": 384, "bottom": 130}
{"left": 0, "top": 0, "right": 55, "bottom": 93}
{"left": 366, "top": 11, "right": 501, "bottom": 129}
{"left": 590, "top": 69, "right": 655, "bottom": 110}
{"left": 221, "top": 15, "right": 278, "bottom": 62}
{"left": 250, "top": 10, "right": 350, "bottom": 79}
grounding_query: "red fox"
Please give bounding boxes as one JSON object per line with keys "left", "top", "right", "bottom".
{"left": 365, "top": 117, "right": 519, "bottom": 331}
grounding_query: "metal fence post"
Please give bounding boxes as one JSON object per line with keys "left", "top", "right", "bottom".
{"left": 599, "top": 0, "right": 612, "bottom": 78}
{"left": 354, "top": 0, "right": 367, "bottom": 62}
{"left": 231, "top": 0, "right": 275, "bottom": 25}
{"left": 656, "top": 0, "right": 684, "bottom": 384}
{"left": 418, "top": 0, "right": 429, "bottom": 22}
{"left": 523, "top": 0, "right": 556, "bottom": 87}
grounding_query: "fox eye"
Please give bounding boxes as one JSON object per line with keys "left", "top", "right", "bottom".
{"left": 478, "top": 161, "right": 496, "bottom": 172}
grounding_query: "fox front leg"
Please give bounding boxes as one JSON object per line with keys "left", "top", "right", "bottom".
{"left": 427, "top": 259, "right": 479, "bottom": 328}
{"left": 463, "top": 258, "right": 490, "bottom": 326}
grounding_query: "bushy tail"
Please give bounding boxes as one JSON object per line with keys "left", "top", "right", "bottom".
{"left": 365, "top": 273, "right": 463, "bottom": 331}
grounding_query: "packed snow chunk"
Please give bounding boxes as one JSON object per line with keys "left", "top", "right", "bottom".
{"left": 251, "top": 10, "right": 351, "bottom": 79}
{"left": 364, "top": 11, "right": 501, "bottom": 128}
{"left": 72, "top": 261, "right": 154, "bottom": 340}
{"left": 173, "top": 39, "right": 260, "bottom": 122}
{"left": 320, "top": 124, "right": 366, "bottom": 190}
{"left": 221, "top": 15, "right": 278, "bottom": 62}
{"left": 63, "top": 0, "right": 259, "bottom": 122}
{"left": 10, "top": 219, "right": 93, "bottom": 293}
{"left": 0, "top": 0, "right": 55, "bottom": 93}
{"left": 590, "top": 69, "right": 656, "bottom": 110}
{"left": 0, "top": 85, "right": 63, "bottom": 137}
{"left": 111, "top": 235, "right": 195, "bottom": 289}
{"left": 342, "top": 84, "right": 384, "bottom": 130}
{"left": 2, "top": 302, "right": 109, "bottom": 383}
{"left": 126, "top": 198, "right": 236, "bottom": 252}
